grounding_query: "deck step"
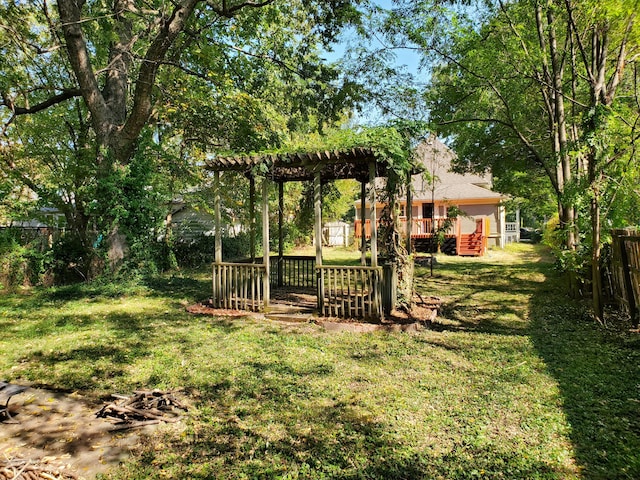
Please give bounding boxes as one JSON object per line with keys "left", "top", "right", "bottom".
{"left": 264, "top": 312, "right": 315, "bottom": 323}
{"left": 458, "top": 234, "right": 483, "bottom": 256}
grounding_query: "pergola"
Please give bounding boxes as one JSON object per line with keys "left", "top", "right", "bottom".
{"left": 204, "top": 148, "right": 415, "bottom": 320}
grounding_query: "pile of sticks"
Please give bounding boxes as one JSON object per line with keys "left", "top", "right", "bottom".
{"left": 0, "top": 460, "right": 78, "bottom": 480}
{"left": 96, "top": 389, "right": 187, "bottom": 431}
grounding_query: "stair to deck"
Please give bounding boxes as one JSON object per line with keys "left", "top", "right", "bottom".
{"left": 458, "top": 233, "right": 483, "bottom": 256}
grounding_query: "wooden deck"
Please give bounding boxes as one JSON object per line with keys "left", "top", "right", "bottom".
{"left": 355, "top": 218, "right": 457, "bottom": 240}
{"left": 355, "top": 218, "right": 487, "bottom": 256}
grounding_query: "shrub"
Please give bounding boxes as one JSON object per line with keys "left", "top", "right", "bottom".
{"left": 172, "top": 232, "right": 254, "bottom": 268}
{"left": 0, "top": 229, "right": 53, "bottom": 288}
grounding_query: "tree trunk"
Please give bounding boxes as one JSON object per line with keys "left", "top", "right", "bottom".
{"left": 591, "top": 184, "right": 604, "bottom": 321}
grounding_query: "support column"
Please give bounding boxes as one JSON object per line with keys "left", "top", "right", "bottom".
{"left": 214, "top": 171, "right": 222, "bottom": 263}
{"left": 499, "top": 203, "right": 506, "bottom": 248}
{"left": 369, "top": 163, "right": 378, "bottom": 268}
{"left": 405, "top": 171, "right": 413, "bottom": 254}
{"left": 278, "top": 181, "right": 284, "bottom": 287}
{"left": 360, "top": 181, "right": 367, "bottom": 266}
{"left": 249, "top": 176, "right": 256, "bottom": 263}
{"left": 262, "top": 178, "right": 270, "bottom": 308}
{"left": 314, "top": 173, "right": 324, "bottom": 313}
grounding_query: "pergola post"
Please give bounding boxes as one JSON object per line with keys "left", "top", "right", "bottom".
{"left": 249, "top": 176, "right": 256, "bottom": 263}
{"left": 278, "top": 181, "right": 284, "bottom": 287}
{"left": 262, "top": 178, "right": 270, "bottom": 308}
{"left": 214, "top": 171, "right": 222, "bottom": 263}
{"left": 405, "top": 170, "right": 413, "bottom": 254}
{"left": 360, "top": 181, "right": 367, "bottom": 266}
{"left": 369, "top": 163, "right": 378, "bottom": 268}
{"left": 314, "top": 173, "right": 324, "bottom": 312}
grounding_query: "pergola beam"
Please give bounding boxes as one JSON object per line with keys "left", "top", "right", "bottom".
{"left": 278, "top": 181, "right": 284, "bottom": 287}
{"left": 249, "top": 176, "right": 256, "bottom": 262}
{"left": 360, "top": 181, "right": 367, "bottom": 266}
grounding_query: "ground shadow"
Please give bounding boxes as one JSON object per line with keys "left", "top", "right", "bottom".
{"left": 124, "top": 353, "right": 561, "bottom": 479}
{"left": 528, "top": 283, "right": 640, "bottom": 478}
{"left": 420, "top": 248, "right": 640, "bottom": 477}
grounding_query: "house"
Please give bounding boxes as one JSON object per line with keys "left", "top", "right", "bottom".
{"left": 168, "top": 200, "right": 217, "bottom": 242}
{"left": 355, "top": 136, "right": 513, "bottom": 256}
{"left": 0, "top": 207, "right": 66, "bottom": 248}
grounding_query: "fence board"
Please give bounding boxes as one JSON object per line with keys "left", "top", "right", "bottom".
{"left": 611, "top": 230, "right": 640, "bottom": 327}
{"left": 212, "top": 262, "right": 266, "bottom": 312}
{"left": 317, "top": 265, "right": 382, "bottom": 320}
{"left": 269, "top": 256, "right": 316, "bottom": 289}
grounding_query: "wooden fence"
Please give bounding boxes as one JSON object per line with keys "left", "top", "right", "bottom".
{"left": 212, "top": 262, "right": 267, "bottom": 311}
{"left": 317, "top": 265, "right": 383, "bottom": 319}
{"left": 611, "top": 230, "right": 640, "bottom": 327}
{"left": 270, "top": 256, "right": 316, "bottom": 288}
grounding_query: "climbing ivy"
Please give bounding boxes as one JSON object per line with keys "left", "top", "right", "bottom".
{"left": 230, "top": 125, "right": 422, "bottom": 178}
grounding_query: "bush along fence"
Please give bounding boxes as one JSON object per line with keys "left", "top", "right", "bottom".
{"left": 610, "top": 228, "right": 640, "bottom": 328}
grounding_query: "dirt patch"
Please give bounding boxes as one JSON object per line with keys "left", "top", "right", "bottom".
{"left": 0, "top": 385, "right": 181, "bottom": 479}
{"left": 186, "top": 294, "right": 441, "bottom": 333}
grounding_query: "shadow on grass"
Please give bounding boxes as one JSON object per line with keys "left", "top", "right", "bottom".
{"left": 415, "top": 260, "right": 549, "bottom": 336}
{"left": 122, "top": 357, "right": 561, "bottom": 480}
{"left": 142, "top": 274, "right": 211, "bottom": 302}
{"left": 528, "top": 280, "right": 640, "bottom": 478}
{"left": 418, "top": 246, "right": 640, "bottom": 477}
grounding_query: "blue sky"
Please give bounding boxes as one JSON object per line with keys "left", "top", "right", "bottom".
{"left": 322, "top": 1, "right": 427, "bottom": 125}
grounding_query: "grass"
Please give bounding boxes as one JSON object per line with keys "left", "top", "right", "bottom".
{"left": 1, "top": 244, "right": 639, "bottom": 479}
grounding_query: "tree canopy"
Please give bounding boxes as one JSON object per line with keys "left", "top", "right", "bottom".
{"left": 0, "top": 0, "right": 366, "bottom": 276}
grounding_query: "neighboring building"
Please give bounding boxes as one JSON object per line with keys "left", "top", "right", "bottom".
{"left": 168, "top": 199, "right": 245, "bottom": 242}
{"left": 0, "top": 207, "right": 66, "bottom": 248}
{"left": 323, "top": 221, "right": 351, "bottom": 247}
{"left": 355, "top": 136, "right": 513, "bottom": 255}
{"left": 168, "top": 200, "right": 217, "bottom": 242}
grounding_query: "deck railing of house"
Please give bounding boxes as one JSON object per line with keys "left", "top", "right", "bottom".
{"left": 355, "top": 218, "right": 457, "bottom": 239}
{"left": 317, "top": 265, "right": 383, "bottom": 319}
{"left": 269, "top": 256, "right": 316, "bottom": 288}
{"left": 212, "top": 262, "right": 267, "bottom": 311}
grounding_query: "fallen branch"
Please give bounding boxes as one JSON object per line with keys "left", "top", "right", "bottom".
{"left": 96, "top": 389, "right": 187, "bottom": 431}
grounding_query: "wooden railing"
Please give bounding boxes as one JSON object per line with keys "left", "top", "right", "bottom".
{"left": 212, "top": 262, "right": 267, "bottom": 311}
{"left": 355, "top": 218, "right": 457, "bottom": 239}
{"left": 504, "top": 222, "right": 519, "bottom": 244}
{"left": 505, "top": 222, "right": 519, "bottom": 233}
{"left": 270, "top": 256, "right": 316, "bottom": 288}
{"left": 317, "top": 265, "right": 382, "bottom": 319}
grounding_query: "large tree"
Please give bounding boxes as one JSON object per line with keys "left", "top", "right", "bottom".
{"left": 0, "top": 0, "right": 363, "bottom": 274}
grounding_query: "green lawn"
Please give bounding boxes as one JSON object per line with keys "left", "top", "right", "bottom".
{"left": 1, "top": 244, "right": 639, "bottom": 479}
